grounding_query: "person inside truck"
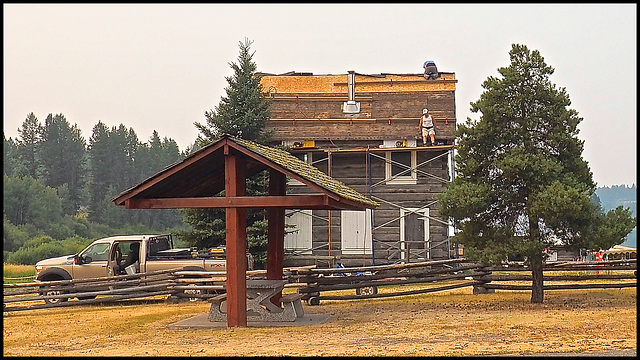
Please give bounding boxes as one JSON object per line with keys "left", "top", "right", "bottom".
{"left": 120, "top": 242, "right": 140, "bottom": 273}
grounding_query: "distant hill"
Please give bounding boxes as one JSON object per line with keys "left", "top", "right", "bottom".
{"left": 595, "top": 184, "right": 636, "bottom": 248}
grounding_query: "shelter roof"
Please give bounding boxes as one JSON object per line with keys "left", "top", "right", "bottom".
{"left": 604, "top": 245, "right": 637, "bottom": 254}
{"left": 112, "top": 134, "right": 378, "bottom": 210}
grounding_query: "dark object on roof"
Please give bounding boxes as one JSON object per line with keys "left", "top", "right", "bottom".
{"left": 423, "top": 60, "right": 439, "bottom": 80}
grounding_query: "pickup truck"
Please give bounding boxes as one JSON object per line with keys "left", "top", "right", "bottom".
{"left": 35, "top": 234, "right": 234, "bottom": 304}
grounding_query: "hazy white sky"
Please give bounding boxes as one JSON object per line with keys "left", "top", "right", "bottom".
{"left": 3, "top": 4, "right": 636, "bottom": 187}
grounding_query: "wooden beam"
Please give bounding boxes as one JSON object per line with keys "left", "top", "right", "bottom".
{"left": 224, "top": 152, "right": 247, "bottom": 328}
{"left": 124, "top": 195, "right": 334, "bottom": 209}
{"left": 267, "top": 169, "right": 286, "bottom": 305}
{"left": 112, "top": 140, "right": 226, "bottom": 206}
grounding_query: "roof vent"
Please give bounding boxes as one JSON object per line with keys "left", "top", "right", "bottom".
{"left": 343, "top": 70, "right": 360, "bottom": 113}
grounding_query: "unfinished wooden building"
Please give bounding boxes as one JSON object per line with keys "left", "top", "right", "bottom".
{"left": 258, "top": 70, "right": 458, "bottom": 267}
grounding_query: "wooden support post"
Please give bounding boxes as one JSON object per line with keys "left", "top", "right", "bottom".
{"left": 224, "top": 147, "right": 247, "bottom": 327}
{"left": 327, "top": 151, "right": 332, "bottom": 257}
{"left": 472, "top": 266, "right": 495, "bottom": 294}
{"left": 267, "top": 169, "right": 286, "bottom": 306}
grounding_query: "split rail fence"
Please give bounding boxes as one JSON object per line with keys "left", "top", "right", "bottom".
{"left": 3, "top": 259, "right": 636, "bottom": 312}
{"left": 2, "top": 268, "right": 297, "bottom": 312}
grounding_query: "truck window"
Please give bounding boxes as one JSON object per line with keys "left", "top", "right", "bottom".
{"left": 82, "top": 243, "right": 110, "bottom": 262}
{"left": 148, "top": 236, "right": 171, "bottom": 257}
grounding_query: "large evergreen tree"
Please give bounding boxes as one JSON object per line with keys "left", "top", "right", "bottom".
{"left": 182, "top": 38, "right": 272, "bottom": 265}
{"left": 15, "top": 112, "right": 43, "bottom": 179}
{"left": 39, "top": 114, "right": 86, "bottom": 214}
{"left": 438, "top": 44, "right": 636, "bottom": 303}
{"left": 87, "top": 121, "right": 113, "bottom": 220}
{"left": 195, "top": 38, "right": 272, "bottom": 145}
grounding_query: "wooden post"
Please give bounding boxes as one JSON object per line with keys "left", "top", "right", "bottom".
{"left": 224, "top": 146, "right": 247, "bottom": 327}
{"left": 267, "top": 169, "right": 286, "bottom": 305}
{"left": 327, "top": 151, "right": 332, "bottom": 257}
{"left": 472, "top": 265, "right": 495, "bottom": 294}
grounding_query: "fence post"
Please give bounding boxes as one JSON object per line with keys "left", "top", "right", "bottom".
{"left": 472, "top": 265, "right": 495, "bottom": 294}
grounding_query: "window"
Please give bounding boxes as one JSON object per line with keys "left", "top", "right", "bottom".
{"left": 148, "top": 236, "right": 171, "bottom": 257}
{"left": 284, "top": 210, "right": 312, "bottom": 254}
{"left": 341, "top": 210, "right": 372, "bottom": 255}
{"left": 81, "top": 243, "right": 110, "bottom": 262}
{"left": 385, "top": 150, "right": 417, "bottom": 184}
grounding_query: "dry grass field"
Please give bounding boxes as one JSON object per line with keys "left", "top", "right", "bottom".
{"left": 3, "top": 285, "right": 636, "bottom": 357}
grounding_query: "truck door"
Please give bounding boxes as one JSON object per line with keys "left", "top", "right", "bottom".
{"left": 73, "top": 242, "right": 111, "bottom": 279}
{"left": 107, "top": 242, "right": 123, "bottom": 276}
{"left": 109, "top": 241, "right": 142, "bottom": 275}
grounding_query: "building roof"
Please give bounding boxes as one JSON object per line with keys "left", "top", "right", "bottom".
{"left": 112, "top": 134, "right": 378, "bottom": 210}
{"left": 604, "top": 245, "right": 636, "bottom": 254}
{"left": 232, "top": 137, "right": 378, "bottom": 207}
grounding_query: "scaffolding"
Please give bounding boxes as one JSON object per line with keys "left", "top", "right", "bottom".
{"left": 284, "top": 145, "right": 457, "bottom": 266}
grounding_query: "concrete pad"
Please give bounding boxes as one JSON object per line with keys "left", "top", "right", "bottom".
{"left": 167, "top": 313, "right": 330, "bottom": 330}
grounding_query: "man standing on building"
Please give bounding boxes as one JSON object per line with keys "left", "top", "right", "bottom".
{"left": 419, "top": 108, "right": 436, "bottom": 146}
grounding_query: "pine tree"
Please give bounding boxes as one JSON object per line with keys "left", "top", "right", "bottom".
{"left": 195, "top": 38, "right": 272, "bottom": 144}
{"left": 39, "top": 114, "right": 86, "bottom": 214}
{"left": 182, "top": 38, "right": 272, "bottom": 265}
{"left": 438, "top": 44, "right": 636, "bottom": 303}
{"left": 15, "top": 112, "right": 43, "bottom": 179}
{"left": 87, "top": 121, "right": 112, "bottom": 220}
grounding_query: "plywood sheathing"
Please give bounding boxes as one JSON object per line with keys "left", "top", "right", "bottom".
{"left": 260, "top": 73, "right": 456, "bottom": 94}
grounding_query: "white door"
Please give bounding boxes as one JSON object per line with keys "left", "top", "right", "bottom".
{"left": 284, "top": 210, "right": 312, "bottom": 254}
{"left": 400, "top": 208, "right": 430, "bottom": 262}
{"left": 341, "top": 209, "right": 372, "bottom": 255}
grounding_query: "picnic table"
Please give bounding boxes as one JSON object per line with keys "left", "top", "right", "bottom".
{"left": 208, "top": 279, "right": 304, "bottom": 322}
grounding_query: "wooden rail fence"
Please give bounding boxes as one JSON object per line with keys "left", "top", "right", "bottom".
{"left": 3, "top": 260, "right": 636, "bottom": 312}
{"left": 287, "top": 258, "right": 636, "bottom": 305}
{"left": 2, "top": 268, "right": 303, "bottom": 312}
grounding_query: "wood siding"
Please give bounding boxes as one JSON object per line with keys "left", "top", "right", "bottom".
{"left": 262, "top": 72, "right": 457, "bottom": 266}
{"left": 285, "top": 149, "right": 452, "bottom": 266}
{"left": 265, "top": 91, "right": 456, "bottom": 143}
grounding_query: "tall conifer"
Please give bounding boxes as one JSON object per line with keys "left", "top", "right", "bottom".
{"left": 183, "top": 38, "right": 272, "bottom": 265}
{"left": 438, "top": 44, "right": 636, "bottom": 303}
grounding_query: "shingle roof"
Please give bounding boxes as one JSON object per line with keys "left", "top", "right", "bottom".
{"left": 112, "top": 134, "right": 378, "bottom": 210}
{"left": 232, "top": 136, "right": 378, "bottom": 208}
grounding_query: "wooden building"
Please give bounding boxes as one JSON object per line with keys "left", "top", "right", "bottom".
{"left": 258, "top": 70, "right": 458, "bottom": 267}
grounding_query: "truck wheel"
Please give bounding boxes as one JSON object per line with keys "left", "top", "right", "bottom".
{"left": 42, "top": 288, "right": 68, "bottom": 305}
{"left": 355, "top": 286, "right": 378, "bottom": 296}
{"left": 184, "top": 284, "right": 202, "bottom": 302}
{"left": 307, "top": 296, "right": 320, "bottom": 306}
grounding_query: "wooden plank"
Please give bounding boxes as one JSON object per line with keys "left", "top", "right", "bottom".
{"left": 265, "top": 120, "right": 456, "bottom": 142}
{"left": 124, "top": 195, "right": 334, "bottom": 209}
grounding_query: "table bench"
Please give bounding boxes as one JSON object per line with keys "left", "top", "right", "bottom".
{"left": 208, "top": 279, "right": 305, "bottom": 322}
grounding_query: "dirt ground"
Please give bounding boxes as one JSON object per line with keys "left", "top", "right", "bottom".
{"left": 3, "top": 286, "right": 637, "bottom": 357}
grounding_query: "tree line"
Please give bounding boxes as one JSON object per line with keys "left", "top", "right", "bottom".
{"left": 3, "top": 38, "right": 273, "bottom": 266}
{"left": 3, "top": 114, "right": 194, "bottom": 264}
{"left": 595, "top": 184, "right": 637, "bottom": 247}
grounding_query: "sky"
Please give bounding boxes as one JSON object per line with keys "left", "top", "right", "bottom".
{"left": 3, "top": 3, "right": 636, "bottom": 188}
